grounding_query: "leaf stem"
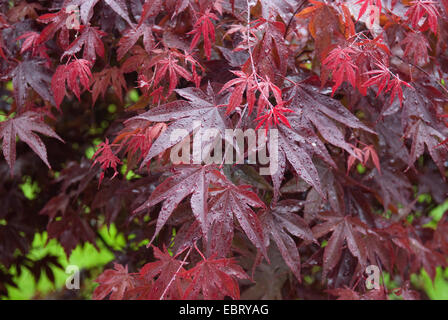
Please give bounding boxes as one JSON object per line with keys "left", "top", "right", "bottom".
{"left": 159, "top": 244, "right": 192, "bottom": 300}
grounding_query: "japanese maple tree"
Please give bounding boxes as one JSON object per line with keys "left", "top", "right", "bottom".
{"left": 0, "top": 0, "right": 448, "bottom": 300}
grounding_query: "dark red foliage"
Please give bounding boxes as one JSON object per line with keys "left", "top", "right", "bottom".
{"left": 0, "top": 0, "right": 447, "bottom": 301}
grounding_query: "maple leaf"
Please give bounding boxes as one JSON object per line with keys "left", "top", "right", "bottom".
{"left": 260, "top": 200, "right": 315, "bottom": 280}
{"left": 312, "top": 212, "right": 368, "bottom": 281}
{"left": 405, "top": 0, "right": 439, "bottom": 34}
{"left": 363, "top": 62, "right": 391, "bottom": 97}
{"left": 134, "top": 165, "right": 215, "bottom": 243}
{"left": 7, "top": 1, "right": 42, "bottom": 22}
{"left": 408, "top": 235, "right": 447, "bottom": 279}
{"left": 355, "top": 0, "right": 382, "bottom": 23}
{"left": 401, "top": 32, "right": 431, "bottom": 66}
{"left": 219, "top": 70, "right": 257, "bottom": 115}
{"left": 51, "top": 59, "right": 93, "bottom": 108}
{"left": 254, "top": 76, "right": 285, "bottom": 116}
{"left": 188, "top": 9, "right": 219, "bottom": 60}
{"left": 117, "top": 23, "right": 155, "bottom": 60}
{"left": 404, "top": 120, "right": 448, "bottom": 175}
{"left": 347, "top": 144, "right": 381, "bottom": 174}
{"left": 287, "top": 84, "right": 375, "bottom": 155}
{"left": 149, "top": 50, "right": 192, "bottom": 96}
{"left": 371, "top": 165, "right": 413, "bottom": 213}
{"left": 121, "top": 45, "right": 152, "bottom": 74}
{"left": 114, "top": 120, "right": 166, "bottom": 170}
{"left": 36, "top": 8, "right": 72, "bottom": 44}
{"left": 207, "top": 171, "right": 267, "bottom": 258}
{"left": 64, "top": 0, "right": 134, "bottom": 26}
{"left": 181, "top": 246, "right": 248, "bottom": 300}
{"left": 302, "top": 166, "right": 344, "bottom": 221}
{"left": 138, "top": 0, "right": 163, "bottom": 27}
{"left": 45, "top": 208, "right": 98, "bottom": 256}
{"left": 138, "top": 245, "right": 186, "bottom": 299}
{"left": 61, "top": 26, "right": 106, "bottom": 63}
{"left": 93, "top": 263, "right": 135, "bottom": 300}
{"left": 62, "top": 0, "right": 98, "bottom": 25}
{"left": 131, "top": 83, "right": 231, "bottom": 166}
{"left": 272, "top": 122, "right": 328, "bottom": 200}
{"left": 363, "top": 63, "right": 412, "bottom": 107}
{"left": 255, "top": 104, "right": 294, "bottom": 132}
{"left": 248, "top": 19, "right": 289, "bottom": 81}
{"left": 10, "top": 59, "right": 54, "bottom": 109}
{"left": 39, "top": 194, "right": 70, "bottom": 221}
{"left": 17, "top": 32, "right": 40, "bottom": 55}
{"left": 103, "top": 0, "right": 134, "bottom": 26}
{"left": 240, "top": 247, "right": 290, "bottom": 299}
{"left": 296, "top": 0, "right": 345, "bottom": 65}
{"left": 91, "top": 67, "right": 127, "bottom": 105}
{"left": 91, "top": 138, "right": 122, "bottom": 186}
{"left": 385, "top": 76, "right": 413, "bottom": 108}
{"left": 323, "top": 46, "right": 358, "bottom": 95}
{"left": 164, "top": 0, "right": 190, "bottom": 19}
{"left": 0, "top": 112, "right": 63, "bottom": 170}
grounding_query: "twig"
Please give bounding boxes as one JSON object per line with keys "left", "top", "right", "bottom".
{"left": 394, "top": 54, "right": 448, "bottom": 97}
{"left": 245, "top": 0, "right": 274, "bottom": 112}
{"left": 159, "top": 244, "right": 193, "bottom": 300}
{"left": 283, "top": 0, "right": 307, "bottom": 38}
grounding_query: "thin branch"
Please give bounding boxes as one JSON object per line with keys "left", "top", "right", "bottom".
{"left": 159, "top": 244, "right": 193, "bottom": 300}
{"left": 283, "top": 0, "right": 307, "bottom": 38}
{"left": 394, "top": 54, "right": 448, "bottom": 97}
{"left": 245, "top": 0, "right": 274, "bottom": 112}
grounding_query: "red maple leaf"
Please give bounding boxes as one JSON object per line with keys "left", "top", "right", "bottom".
{"left": 91, "top": 138, "right": 122, "bottom": 186}
{"left": 61, "top": 26, "right": 106, "bottom": 63}
{"left": 386, "top": 76, "right": 413, "bottom": 107}
{"left": 401, "top": 31, "right": 431, "bottom": 65}
{"left": 219, "top": 70, "right": 257, "bottom": 115}
{"left": 260, "top": 200, "right": 315, "bottom": 280}
{"left": 255, "top": 104, "right": 294, "bottom": 132}
{"left": 405, "top": 0, "right": 439, "bottom": 34}
{"left": 363, "top": 63, "right": 412, "bottom": 107}
{"left": 347, "top": 144, "right": 381, "bottom": 174}
{"left": 10, "top": 59, "right": 54, "bottom": 108}
{"left": 51, "top": 59, "right": 93, "bottom": 108}
{"left": 129, "top": 83, "right": 232, "bottom": 166}
{"left": 91, "top": 67, "right": 127, "bottom": 105}
{"left": 0, "top": 111, "right": 63, "bottom": 170}
{"left": 312, "top": 212, "right": 369, "bottom": 281}
{"left": 93, "top": 264, "right": 135, "bottom": 300}
{"left": 138, "top": 0, "right": 163, "bottom": 27}
{"left": 134, "top": 165, "right": 215, "bottom": 243}
{"left": 17, "top": 32, "right": 40, "bottom": 55}
{"left": 207, "top": 170, "right": 267, "bottom": 258}
{"left": 149, "top": 50, "right": 192, "bottom": 96}
{"left": 113, "top": 120, "right": 166, "bottom": 169}
{"left": 363, "top": 62, "right": 392, "bottom": 96}
{"left": 323, "top": 46, "right": 358, "bottom": 96}
{"left": 181, "top": 245, "right": 248, "bottom": 300}
{"left": 355, "top": 0, "right": 382, "bottom": 23}
{"left": 117, "top": 23, "right": 154, "bottom": 60}
{"left": 36, "top": 8, "right": 73, "bottom": 45}
{"left": 138, "top": 245, "right": 186, "bottom": 300}
{"left": 188, "top": 9, "right": 219, "bottom": 60}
